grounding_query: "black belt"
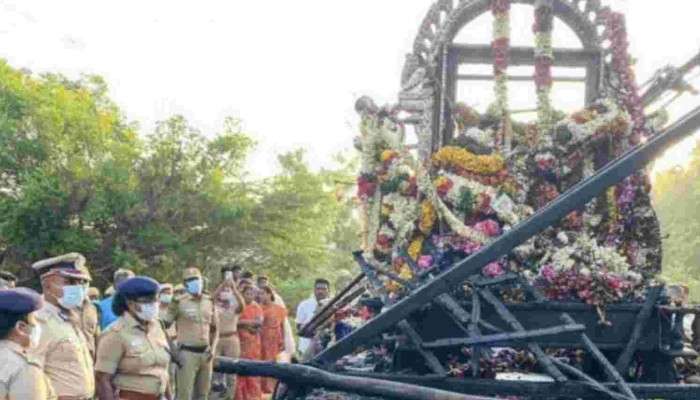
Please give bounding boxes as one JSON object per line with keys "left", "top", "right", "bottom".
{"left": 180, "top": 344, "right": 209, "bottom": 353}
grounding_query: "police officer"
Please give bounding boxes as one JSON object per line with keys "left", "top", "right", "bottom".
{"left": 95, "top": 276, "right": 172, "bottom": 400}
{"left": 0, "top": 271, "right": 17, "bottom": 289}
{"left": 163, "top": 268, "right": 218, "bottom": 400}
{"left": 0, "top": 288, "right": 55, "bottom": 399}
{"left": 158, "top": 283, "right": 177, "bottom": 395}
{"left": 87, "top": 287, "right": 101, "bottom": 302}
{"left": 97, "top": 269, "right": 135, "bottom": 330}
{"left": 31, "top": 253, "right": 95, "bottom": 400}
{"left": 77, "top": 270, "right": 100, "bottom": 359}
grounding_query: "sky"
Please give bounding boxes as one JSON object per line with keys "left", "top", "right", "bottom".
{"left": 1, "top": 0, "right": 699, "bottom": 177}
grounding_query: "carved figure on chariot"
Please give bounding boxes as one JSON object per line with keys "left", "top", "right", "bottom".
{"left": 352, "top": 0, "right": 669, "bottom": 319}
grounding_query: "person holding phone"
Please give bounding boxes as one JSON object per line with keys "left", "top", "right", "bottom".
{"left": 211, "top": 269, "right": 244, "bottom": 397}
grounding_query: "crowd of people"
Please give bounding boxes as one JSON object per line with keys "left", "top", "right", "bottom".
{"left": 0, "top": 252, "right": 332, "bottom": 400}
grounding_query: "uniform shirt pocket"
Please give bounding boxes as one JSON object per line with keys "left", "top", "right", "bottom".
{"left": 53, "top": 338, "right": 80, "bottom": 363}
{"left": 121, "top": 339, "right": 153, "bottom": 371}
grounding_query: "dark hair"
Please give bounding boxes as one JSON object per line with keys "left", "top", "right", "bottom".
{"left": 314, "top": 279, "right": 330, "bottom": 288}
{"left": 241, "top": 284, "right": 256, "bottom": 295}
{"left": 0, "top": 313, "right": 27, "bottom": 339}
{"left": 241, "top": 271, "right": 254, "bottom": 279}
{"left": 232, "top": 265, "right": 242, "bottom": 272}
{"left": 111, "top": 291, "right": 129, "bottom": 316}
{"left": 262, "top": 286, "right": 276, "bottom": 302}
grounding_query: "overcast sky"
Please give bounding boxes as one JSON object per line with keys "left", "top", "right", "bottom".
{"left": 1, "top": 0, "right": 699, "bottom": 176}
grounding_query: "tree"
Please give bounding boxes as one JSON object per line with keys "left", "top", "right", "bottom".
{"left": 653, "top": 141, "right": 700, "bottom": 301}
{"left": 0, "top": 60, "right": 360, "bottom": 300}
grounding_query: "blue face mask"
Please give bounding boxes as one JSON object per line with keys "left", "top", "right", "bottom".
{"left": 58, "top": 285, "right": 85, "bottom": 309}
{"left": 185, "top": 279, "right": 202, "bottom": 295}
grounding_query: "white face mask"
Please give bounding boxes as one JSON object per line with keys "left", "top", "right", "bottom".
{"left": 57, "top": 284, "right": 85, "bottom": 309}
{"left": 135, "top": 302, "right": 159, "bottom": 321}
{"left": 224, "top": 271, "right": 233, "bottom": 280}
{"left": 29, "top": 323, "right": 42, "bottom": 349}
{"left": 159, "top": 294, "right": 173, "bottom": 304}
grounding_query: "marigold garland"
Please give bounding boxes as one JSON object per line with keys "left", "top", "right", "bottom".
{"left": 433, "top": 146, "right": 506, "bottom": 175}
{"left": 408, "top": 236, "right": 424, "bottom": 261}
{"left": 419, "top": 200, "right": 437, "bottom": 234}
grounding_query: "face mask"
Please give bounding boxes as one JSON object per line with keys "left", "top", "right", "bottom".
{"left": 185, "top": 279, "right": 202, "bottom": 295}
{"left": 29, "top": 323, "right": 42, "bottom": 349}
{"left": 135, "top": 302, "right": 159, "bottom": 321}
{"left": 159, "top": 294, "right": 173, "bottom": 304}
{"left": 19, "top": 321, "right": 42, "bottom": 349}
{"left": 224, "top": 271, "right": 233, "bottom": 280}
{"left": 58, "top": 285, "right": 85, "bottom": 309}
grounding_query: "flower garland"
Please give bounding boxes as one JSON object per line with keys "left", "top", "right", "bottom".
{"left": 433, "top": 146, "right": 506, "bottom": 176}
{"left": 602, "top": 9, "right": 647, "bottom": 145}
{"left": 491, "top": 0, "right": 511, "bottom": 149}
{"left": 536, "top": 234, "right": 644, "bottom": 305}
{"left": 419, "top": 200, "right": 436, "bottom": 234}
{"left": 533, "top": 0, "right": 554, "bottom": 133}
{"left": 554, "top": 99, "right": 631, "bottom": 149}
{"left": 383, "top": 192, "right": 420, "bottom": 249}
{"left": 408, "top": 236, "right": 424, "bottom": 261}
{"left": 417, "top": 168, "right": 488, "bottom": 244}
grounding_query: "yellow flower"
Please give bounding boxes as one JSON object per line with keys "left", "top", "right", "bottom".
{"left": 381, "top": 149, "right": 399, "bottom": 163}
{"left": 408, "top": 236, "right": 424, "bottom": 261}
{"left": 419, "top": 201, "right": 436, "bottom": 234}
{"left": 381, "top": 203, "right": 392, "bottom": 217}
{"left": 398, "top": 264, "right": 414, "bottom": 281}
{"left": 433, "top": 146, "right": 505, "bottom": 175}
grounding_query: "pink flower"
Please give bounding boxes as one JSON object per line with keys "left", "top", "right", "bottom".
{"left": 417, "top": 255, "right": 434, "bottom": 269}
{"left": 482, "top": 262, "right": 504, "bottom": 278}
{"left": 462, "top": 241, "right": 482, "bottom": 254}
{"left": 541, "top": 264, "right": 556, "bottom": 282}
{"left": 577, "top": 289, "right": 592, "bottom": 300}
{"left": 474, "top": 219, "right": 502, "bottom": 237}
{"left": 607, "top": 275, "right": 623, "bottom": 290}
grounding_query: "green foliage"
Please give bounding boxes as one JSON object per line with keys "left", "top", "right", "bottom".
{"left": 653, "top": 140, "right": 700, "bottom": 301}
{"left": 0, "top": 60, "right": 360, "bottom": 303}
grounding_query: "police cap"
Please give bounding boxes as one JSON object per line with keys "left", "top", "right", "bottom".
{"left": 117, "top": 276, "right": 160, "bottom": 299}
{"left": 0, "top": 288, "right": 44, "bottom": 315}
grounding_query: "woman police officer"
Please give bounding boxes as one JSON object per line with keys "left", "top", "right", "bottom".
{"left": 95, "top": 277, "right": 172, "bottom": 400}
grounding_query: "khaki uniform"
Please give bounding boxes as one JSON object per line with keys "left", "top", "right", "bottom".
{"left": 164, "top": 293, "right": 218, "bottom": 400}
{"left": 78, "top": 300, "right": 100, "bottom": 358}
{"left": 0, "top": 340, "right": 55, "bottom": 400}
{"left": 32, "top": 302, "right": 95, "bottom": 399}
{"left": 95, "top": 313, "right": 171, "bottom": 397}
{"left": 214, "top": 299, "right": 241, "bottom": 399}
{"left": 159, "top": 306, "right": 178, "bottom": 395}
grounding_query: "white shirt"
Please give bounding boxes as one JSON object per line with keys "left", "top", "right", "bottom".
{"left": 295, "top": 296, "right": 318, "bottom": 354}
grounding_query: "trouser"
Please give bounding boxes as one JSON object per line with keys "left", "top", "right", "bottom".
{"left": 214, "top": 333, "right": 240, "bottom": 399}
{"left": 177, "top": 348, "right": 214, "bottom": 400}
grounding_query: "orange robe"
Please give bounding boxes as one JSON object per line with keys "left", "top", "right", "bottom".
{"left": 261, "top": 303, "right": 287, "bottom": 393}
{"left": 236, "top": 302, "right": 263, "bottom": 400}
